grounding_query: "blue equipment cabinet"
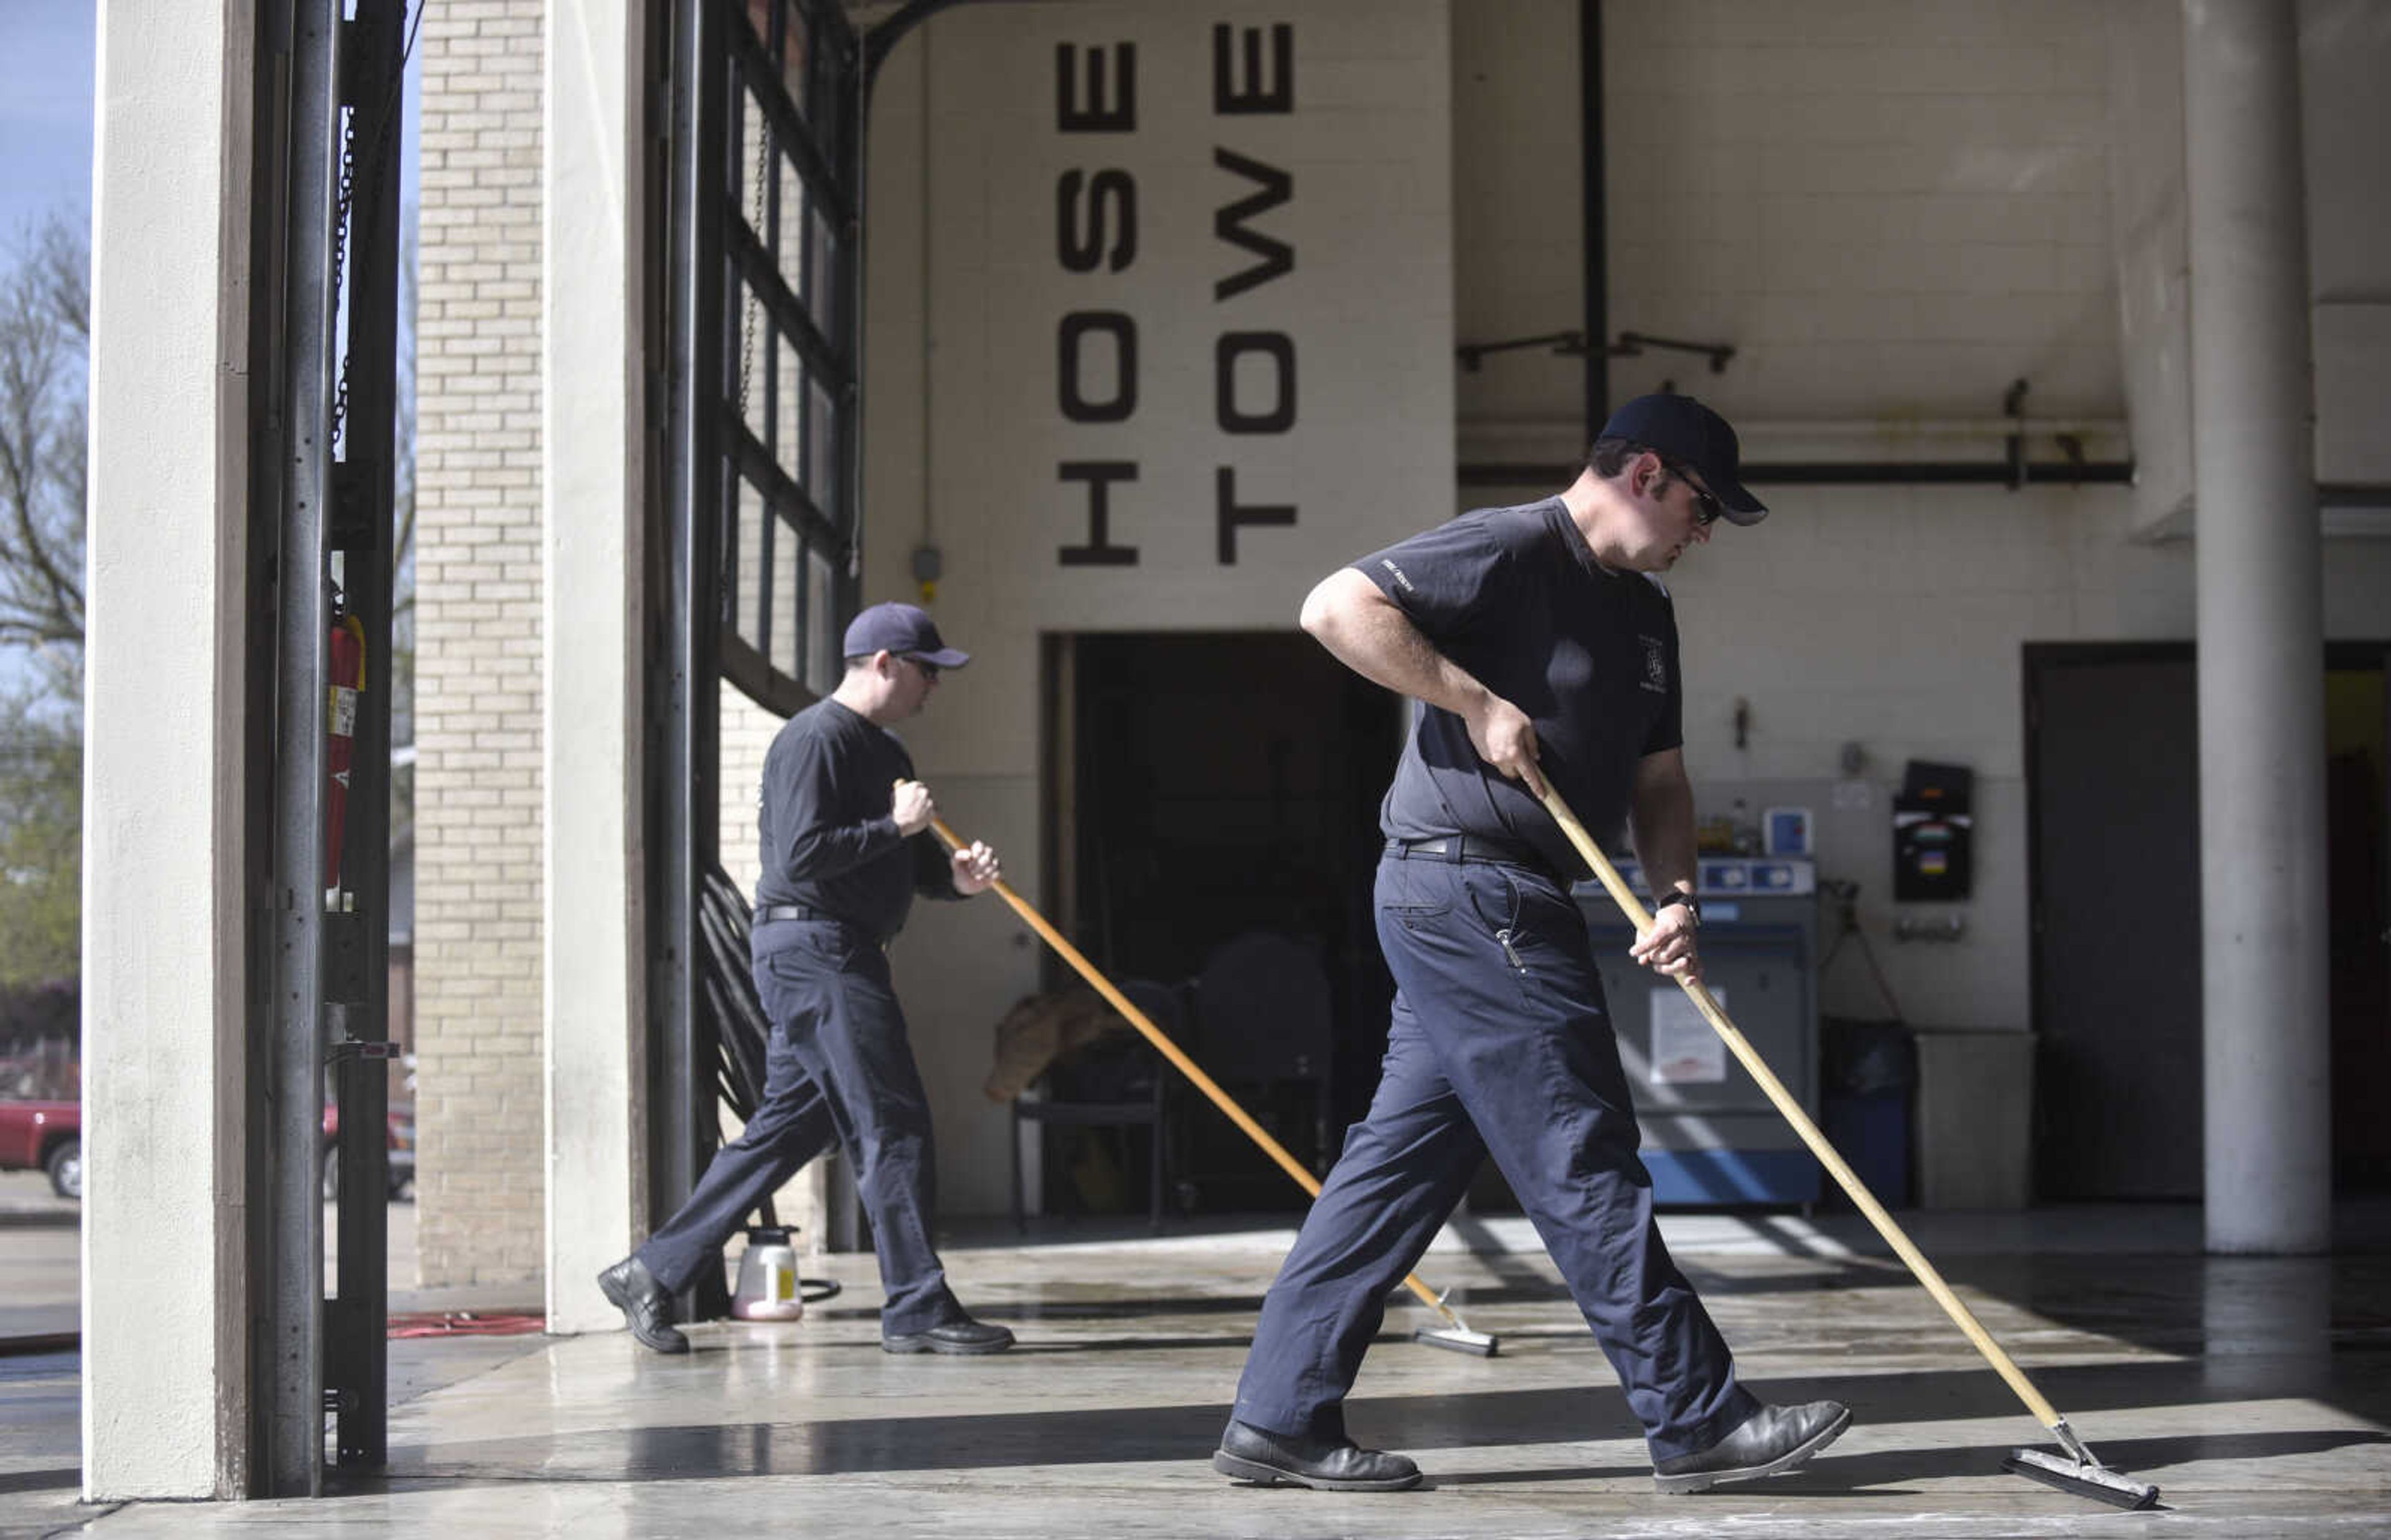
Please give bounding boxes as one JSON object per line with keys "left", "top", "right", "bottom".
{"left": 1577, "top": 858, "right": 1822, "bottom": 1206}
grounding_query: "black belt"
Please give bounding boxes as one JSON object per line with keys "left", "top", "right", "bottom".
{"left": 754, "top": 904, "right": 893, "bottom": 952}
{"left": 1385, "top": 835, "right": 1560, "bottom": 881}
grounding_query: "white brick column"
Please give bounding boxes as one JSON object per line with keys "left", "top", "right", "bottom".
{"left": 416, "top": 0, "right": 549, "bottom": 1285}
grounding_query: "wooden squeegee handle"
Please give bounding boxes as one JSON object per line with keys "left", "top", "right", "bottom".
{"left": 1537, "top": 785, "right": 2068, "bottom": 1434}
{"left": 930, "top": 817, "right": 1455, "bottom": 1321}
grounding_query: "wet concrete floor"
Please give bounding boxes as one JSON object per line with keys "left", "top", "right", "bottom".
{"left": 7, "top": 1205, "right": 2389, "bottom": 1536}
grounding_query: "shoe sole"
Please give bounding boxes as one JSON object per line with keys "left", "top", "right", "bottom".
{"left": 880, "top": 1332, "right": 1015, "bottom": 1355}
{"left": 1653, "top": 1406, "right": 1852, "bottom": 1495}
{"left": 1213, "top": 1450, "right": 1422, "bottom": 1493}
{"left": 595, "top": 1270, "right": 689, "bottom": 1355}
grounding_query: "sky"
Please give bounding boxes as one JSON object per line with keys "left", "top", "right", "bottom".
{"left": 0, "top": 4, "right": 420, "bottom": 245}
{"left": 0, "top": 2, "right": 417, "bottom": 714}
{"left": 0, "top": 4, "right": 90, "bottom": 711}
{"left": 0, "top": 3, "right": 97, "bottom": 243}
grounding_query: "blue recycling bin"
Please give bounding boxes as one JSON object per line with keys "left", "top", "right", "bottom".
{"left": 1819, "top": 1017, "right": 1914, "bottom": 1209}
{"left": 1822, "top": 1088, "right": 1910, "bottom": 1208}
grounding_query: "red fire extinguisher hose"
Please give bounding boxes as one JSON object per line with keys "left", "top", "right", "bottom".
{"left": 326, "top": 613, "right": 367, "bottom": 890}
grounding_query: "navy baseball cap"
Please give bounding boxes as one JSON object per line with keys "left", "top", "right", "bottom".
{"left": 1600, "top": 393, "right": 1768, "bottom": 524}
{"left": 842, "top": 603, "right": 971, "bottom": 669}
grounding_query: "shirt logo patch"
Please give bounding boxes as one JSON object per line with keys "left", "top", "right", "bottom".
{"left": 1639, "top": 636, "right": 1668, "bottom": 694}
{"left": 1379, "top": 557, "right": 1415, "bottom": 594}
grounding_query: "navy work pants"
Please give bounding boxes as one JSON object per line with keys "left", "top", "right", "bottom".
{"left": 1233, "top": 853, "right": 1757, "bottom": 1460}
{"left": 636, "top": 918, "right": 961, "bottom": 1335}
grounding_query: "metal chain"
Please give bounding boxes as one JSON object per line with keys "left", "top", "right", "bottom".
{"left": 330, "top": 110, "right": 359, "bottom": 452}
{"left": 735, "top": 114, "right": 773, "bottom": 423}
{"left": 328, "top": 2, "right": 425, "bottom": 459}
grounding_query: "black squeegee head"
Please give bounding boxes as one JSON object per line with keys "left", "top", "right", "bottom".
{"left": 2003, "top": 1448, "right": 2161, "bottom": 1510}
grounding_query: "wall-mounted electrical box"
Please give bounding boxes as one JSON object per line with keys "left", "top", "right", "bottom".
{"left": 1893, "top": 760, "right": 1973, "bottom": 901}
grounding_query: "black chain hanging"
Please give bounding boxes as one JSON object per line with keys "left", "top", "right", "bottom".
{"left": 735, "top": 111, "right": 773, "bottom": 426}
{"left": 329, "top": 2, "right": 426, "bottom": 458}
{"left": 329, "top": 109, "right": 359, "bottom": 453}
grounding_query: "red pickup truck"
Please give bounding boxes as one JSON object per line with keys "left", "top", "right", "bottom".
{"left": 0, "top": 1101, "right": 415, "bottom": 1202}
{"left": 0, "top": 1099, "right": 79, "bottom": 1198}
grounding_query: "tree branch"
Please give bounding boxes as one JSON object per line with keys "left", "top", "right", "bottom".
{"left": 0, "top": 218, "right": 86, "bottom": 659}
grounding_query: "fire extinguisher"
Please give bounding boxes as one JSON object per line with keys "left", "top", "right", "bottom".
{"left": 326, "top": 611, "right": 367, "bottom": 890}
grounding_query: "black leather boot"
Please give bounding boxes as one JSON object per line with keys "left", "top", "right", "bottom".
{"left": 1653, "top": 1400, "right": 1851, "bottom": 1493}
{"left": 1214, "top": 1419, "right": 1422, "bottom": 1492}
{"left": 880, "top": 1316, "right": 1016, "bottom": 1355}
{"left": 597, "top": 1256, "right": 689, "bottom": 1355}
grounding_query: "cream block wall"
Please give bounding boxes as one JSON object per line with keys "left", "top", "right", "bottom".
{"left": 2106, "top": 0, "right": 2195, "bottom": 531}
{"left": 2301, "top": 0, "right": 2391, "bottom": 490}
{"left": 864, "top": 0, "right": 1456, "bottom": 1216}
{"left": 416, "top": 0, "right": 548, "bottom": 1284}
{"left": 1633, "top": 478, "right": 2189, "bottom": 1033}
{"left": 1600, "top": 0, "right": 2119, "bottom": 421}
{"left": 718, "top": 683, "right": 781, "bottom": 899}
{"left": 2302, "top": 0, "right": 2391, "bottom": 303}
{"left": 1451, "top": 0, "right": 1582, "bottom": 428}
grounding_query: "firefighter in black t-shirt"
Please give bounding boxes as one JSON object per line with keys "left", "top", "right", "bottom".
{"left": 1214, "top": 395, "right": 1852, "bottom": 1495}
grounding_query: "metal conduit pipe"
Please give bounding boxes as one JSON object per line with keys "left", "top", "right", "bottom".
{"left": 1463, "top": 417, "right": 2134, "bottom": 439}
{"left": 1458, "top": 416, "right": 2138, "bottom": 489}
{"left": 1460, "top": 461, "right": 2137, "bottom": 489}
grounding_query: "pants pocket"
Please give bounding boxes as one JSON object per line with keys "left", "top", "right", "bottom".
{"left": 1463, "top": 866, "right": 1529, "bottom": 977}
{"left": 1379, "top": 858, "right": 1453, "bottom": 928}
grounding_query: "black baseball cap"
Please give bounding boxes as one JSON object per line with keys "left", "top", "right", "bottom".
{"left": 842, "top": 602, "right": 971, "bottom": 669}
{"left": 1600, "top": 393, "right": 1768, "bottom": 525}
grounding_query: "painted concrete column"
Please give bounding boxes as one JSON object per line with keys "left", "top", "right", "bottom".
{"left": 2184, "top": 0, "right": 2329, "bottom": 1253}
{"left": 542, "top": 0, "right": 648, "bottom": 1330}
{"left": 82, "top": 1, "right": 253, "bottom": 1498}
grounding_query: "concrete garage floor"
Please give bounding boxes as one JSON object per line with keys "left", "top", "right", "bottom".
{"left": 7, "top": 1204, "right": 2390, "bottom": 1537}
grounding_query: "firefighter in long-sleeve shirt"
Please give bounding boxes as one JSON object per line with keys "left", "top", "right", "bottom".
{"left": 600, "top": 603, "right": 1014, "bottom": 1356}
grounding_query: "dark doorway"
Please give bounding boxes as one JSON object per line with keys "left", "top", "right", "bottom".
{"left": 2326, "top": 665, "right": 2390, "bottom": 1190}
{"left": 1049, "top": 631, "right": 1403, "bottom": 1211}
{"left": 2024, "top": 642, "right": 2391, "bottom": 1200}
{"left": 2026, "top": 647, "right": 2205, "bottom": 1198}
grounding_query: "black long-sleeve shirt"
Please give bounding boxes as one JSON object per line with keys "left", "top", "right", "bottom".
{"left": 753, "top": 697, "right": 958, "bottom": 944}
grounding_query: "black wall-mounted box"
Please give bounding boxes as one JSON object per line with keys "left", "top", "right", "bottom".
{"left": 1893, "top": 760, "right": 1974, "bottom": 901}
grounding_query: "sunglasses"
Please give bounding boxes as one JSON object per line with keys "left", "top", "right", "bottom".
{"left": 902, "top": 655, "right": 941, "bottom": 682}
{"left": 1661, "top": 457, "right": 1724, "bottom": 527}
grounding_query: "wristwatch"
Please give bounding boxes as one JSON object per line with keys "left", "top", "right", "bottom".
{"left": 1652, "top": 889, "right": 1702, "bottom": 926}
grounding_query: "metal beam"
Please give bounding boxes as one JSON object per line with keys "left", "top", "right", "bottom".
{"left": 1580, "top": 0, "right": 1606, "bottom": 434}
{"left": 265, "top": 0, "right": 344, "bottom": 1499}
{"left": 1457, "top": 459, "right": 2137, "bottom": 489}
{"left": 324, "top": 0, "right": 410, "bottom": 1472}
{"left": 656, "top": 0, "right": 730, "bottom": 1242}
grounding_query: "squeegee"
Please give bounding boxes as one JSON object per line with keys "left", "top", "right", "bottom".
{"left": 931, "top": 815, "right": 1497, "bottom": 1357}
{"left": 1538, "top": 784, "right": 2158, "bottom": 1509}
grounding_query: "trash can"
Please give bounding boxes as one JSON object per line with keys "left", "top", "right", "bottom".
{"left": 1913, "top": 1028, "right": 2034, "bottom": 1209}
{"left": 1819, "top": 1017, "right": 1915, "bottom": 1210}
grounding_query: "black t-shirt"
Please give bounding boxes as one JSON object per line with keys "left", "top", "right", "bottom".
{"left": 754, "top": 697, "right": 958, "bottom": 944}
{"left": 1357, "top": 497, "right": 1683, "bottom": 880}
